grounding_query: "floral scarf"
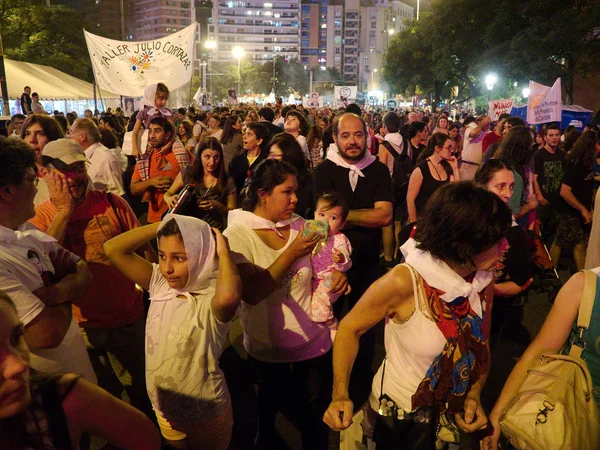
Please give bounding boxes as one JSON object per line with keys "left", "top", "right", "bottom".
{"left": 411, "top": 277, "right": 490, "bottom": 415}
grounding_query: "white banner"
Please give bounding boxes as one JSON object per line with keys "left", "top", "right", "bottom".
{"left": 84, "top": 24, "right": 196, "bottom": 97}
{"left": 526, "top": 78, "right": 562, "bottom": 124}
{"left": 488, "top": 98, "right": 514, "bottom": 120}
{"left": 334, "top": 85, "right": 358, "bottom": 107}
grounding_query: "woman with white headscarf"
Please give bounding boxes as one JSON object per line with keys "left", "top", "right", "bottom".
{"left": 104, "top": 214, "right": 242, "bottom": 450}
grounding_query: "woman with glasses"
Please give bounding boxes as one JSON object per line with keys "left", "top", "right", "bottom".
{"left": 475, "top": 160, "right": 533, "bottom": 347}
{"left": 406, "top": 133, "right": 460, "bottom": 223}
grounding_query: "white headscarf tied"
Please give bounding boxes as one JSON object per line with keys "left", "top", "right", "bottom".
{"left": 141, "top": 83, "right": 172, "bottom": 118}
{"left": 400, "top": 238, "right": 492, "bottom": 318}
{"left": 228, "top": 209, "right": 301, "bottom": 238}
{"left": 326, "top": 143, "right": 376, "bottom": 191}
{"left": 151, "top": 214, "right": 217, "bottom": 327}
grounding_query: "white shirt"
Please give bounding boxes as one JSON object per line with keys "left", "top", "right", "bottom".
{"left": 85, "top": 142, "right": 124, "bottom": 196}
{"left": 296, "top": 134, "right": 310, "bottom": 161}
{"left": 210, "top": 129, "right": 223, "bottom": 142}
{"left": 224, "top": 218, "right": 332, "bottom": 362}
{"left": 0, "top": 222, "right": 96, "bottom": 383}
{"left": 147, "top": 264, "right": 230, "bottom": 422}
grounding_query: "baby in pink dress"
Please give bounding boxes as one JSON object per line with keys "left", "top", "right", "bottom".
{"left": 310, "top": 193, "right": 352, "bottom": 341}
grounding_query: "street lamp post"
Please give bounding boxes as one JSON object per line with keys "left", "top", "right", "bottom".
{"left": 371, "top": 68, "right": 378, "bottom": 90}
{"left": 485, "top": 74, "right": 497, "bottom": 114}
{"left": 203, "top": 40, "right": 216, "bottom": 95}
{"left": 232, "top": 46, "right": 244, "bottom": 97}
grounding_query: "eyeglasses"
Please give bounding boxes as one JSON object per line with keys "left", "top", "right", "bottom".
{"left": 22, "top": 176, "right": 40, "bottom": 186}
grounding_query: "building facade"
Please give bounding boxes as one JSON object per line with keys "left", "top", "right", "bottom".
{"left": 211, "top": 0, "right": 300, "bottom": 63}
{"left": 130, "top": 0, "right": 194, "bottom": 41}
{"left": 359, "top": 0, "right": 413, "bottom": 92}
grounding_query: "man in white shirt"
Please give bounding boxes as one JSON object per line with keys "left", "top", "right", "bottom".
{"left": 0, "top": 137, "right": 96, "bottom": 382}
{"left": 460, "top": 115, "right": 491, "bottom": 181}
{"left": 69, "top": 118, "right": 124, "bottom": 195}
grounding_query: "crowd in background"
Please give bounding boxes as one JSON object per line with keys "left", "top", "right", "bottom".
{"left": 1, "top": 81, "right": 600, "bottom": 450}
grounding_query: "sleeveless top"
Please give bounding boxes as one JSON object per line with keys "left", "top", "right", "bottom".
{"left": 414, "top": 159, "right": 449, "bottom": 218}
{"left": 369, "top": 264, "right": 447, "bottom": 412}
{"left": 563, "top": 269, "right": 600, "bottom": 405}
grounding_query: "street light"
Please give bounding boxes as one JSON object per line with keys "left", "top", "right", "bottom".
{"left": 388, "top": 29, "right": 395, "bottom": 35}
{"left": 485, "top": 73, "right": 497, "bottom": 103}
{"left": 204, "top": 40, "right": 216, "bottom": 50}
{"left": 522, "top": 87, "right": 530, "bottom": 99}
{"left": 232, "top": 46, "right": 244, "bottom": 97}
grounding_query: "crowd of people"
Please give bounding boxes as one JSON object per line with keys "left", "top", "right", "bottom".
{"left": 1, "top": 81, "right": 600, "bottom": 450}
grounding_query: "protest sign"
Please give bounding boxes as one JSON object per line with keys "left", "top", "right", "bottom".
{"left": 84, "top": 24, "right": 196, "bottom": 97}
{"left": 488, "top": 99, "right": 514, "bottom": 120}
{"left": 526, "top": 78, "right": 562, "bottom": 124}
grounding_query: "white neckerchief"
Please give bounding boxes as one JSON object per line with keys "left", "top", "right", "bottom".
{"left": 326, "top": 143, "right": 376, "bottom": 191}
{"left": 141, "top": 83, "right": 172, "bottom": 118}
{"left": 228, "top": 209, "right": 301, "bottom": 238}
{"left": 400, "top": 238, "right": 492, "bottom": 318}
{"left": 151, "top": 214, "right": 217, "bottom": 327}
{"left": 0, "top": 223, "right": 56, "bottom": 244}
{"left": 384, "top": 132, "right": 404, "bottom": 155}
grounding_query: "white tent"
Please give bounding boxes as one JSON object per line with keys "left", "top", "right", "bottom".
{"left": 3, "top": 58, "right": 119, "bottom": 100}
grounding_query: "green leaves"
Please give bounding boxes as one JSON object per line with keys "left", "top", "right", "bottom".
{"left": 384, "top": 0, "right": 600, "bottom": 105}
{"left": 1, "top": 3, "right": 100, "bottom": 82}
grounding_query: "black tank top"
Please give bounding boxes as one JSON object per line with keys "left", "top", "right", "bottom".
{"left": 414, "top": 159, "right": 449, "bottom": 217}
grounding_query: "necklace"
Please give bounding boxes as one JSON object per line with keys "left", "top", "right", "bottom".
{"left": 427, "top": 158, "right": 444, "bottom": 181}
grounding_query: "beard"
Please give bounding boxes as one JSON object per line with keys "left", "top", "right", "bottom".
{"left": 339, "top": 144, "right": 367, "bottom": 162}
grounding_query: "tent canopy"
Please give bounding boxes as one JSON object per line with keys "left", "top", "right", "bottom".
{"left": 3, "top": 58, "right": 120, "bottom": 101}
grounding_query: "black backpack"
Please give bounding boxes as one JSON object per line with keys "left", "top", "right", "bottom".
{"left": 380, "top": 139, "right": 415, "bottom": 202}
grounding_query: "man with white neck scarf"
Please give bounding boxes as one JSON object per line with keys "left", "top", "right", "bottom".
{"left": 313, "top": 112, "right": 392, "bottom": 406}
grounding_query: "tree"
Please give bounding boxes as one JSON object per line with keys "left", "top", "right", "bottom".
{"left": 483, "top": 0, "right": 600, "bottom": 104}
{"left": 2, "top": 3, "right": 99, "bottom": 82}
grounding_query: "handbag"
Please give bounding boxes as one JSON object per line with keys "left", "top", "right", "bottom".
{"left": 500, "top": 269, "right": 600, "bottom": 450}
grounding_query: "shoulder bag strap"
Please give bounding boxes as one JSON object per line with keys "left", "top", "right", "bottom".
{"left": 380, "top": 139, "right": 402, "bottom": 161}
{"left": 546, "top": 270, "right": 597, "bottom": 408}
{"left": 568, "top": 269, "right": 597, "bottom": 358}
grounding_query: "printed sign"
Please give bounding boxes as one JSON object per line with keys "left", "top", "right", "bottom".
{"left": 334, "top": 85, "right": 358, "bottom": 107}
{"left": 227, "top": 89, "right": 238, "bottom": 105}
{"left": 488, "top": 98, "right": 514, "bottom": 120}
{"left": 387, "top": 100, "right": 398, "bottom": 109}
{"left": 84, "top": 24, "right": 196, "bottom": 97}
{"left": 526, "top": 78, "right": 562, "bottom": 125}
{"left": 307, "top": 92, "right": 321, "bottom": 108}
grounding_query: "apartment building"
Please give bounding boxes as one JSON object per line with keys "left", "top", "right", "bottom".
{"left": 131, "top": 0, "right": 194, "bottom": 41}
{"left": 360, "top": 0, "right": 413, "bottom": 92}
{"left": 211, "top": 0, "right": 300, "bottom": 63}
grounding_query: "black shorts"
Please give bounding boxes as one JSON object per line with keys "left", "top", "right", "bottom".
{"left": 554, "top": 213, "right": 589, "bottom": 248}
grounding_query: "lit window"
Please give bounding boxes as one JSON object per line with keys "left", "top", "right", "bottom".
{"left": 264, "top": 3, "right": 272, "bottom": 8}
{"left": 320, "top": 24, "right": 326, "bottom": 29}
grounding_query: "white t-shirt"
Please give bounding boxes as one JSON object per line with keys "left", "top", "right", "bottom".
{"left": 85, "top": 142, "right": 125, "bottom": 196}
{"left": 296, "top": 134, "right": 310, "bottom": 161}
{"left": 224, "top": 219, "right": 332, "bottom": 362}
{"left": 0, "top": 223, "right": 96, "bottom": 383}
{"left": 146, "top": 264, "right": 231, "bottom": 423}
{"left": 210, "top": 129, "right": 224, "bottom": 142}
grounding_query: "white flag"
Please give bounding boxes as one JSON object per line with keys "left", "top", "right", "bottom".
{"left": 488, "top": 98, "right": 514, "bottom": 120}
{"left": 526, "top": 78, "right": 562, "bottom": 125}
{"left": 84, "top": 24, "right": 196, "bottom": 97}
